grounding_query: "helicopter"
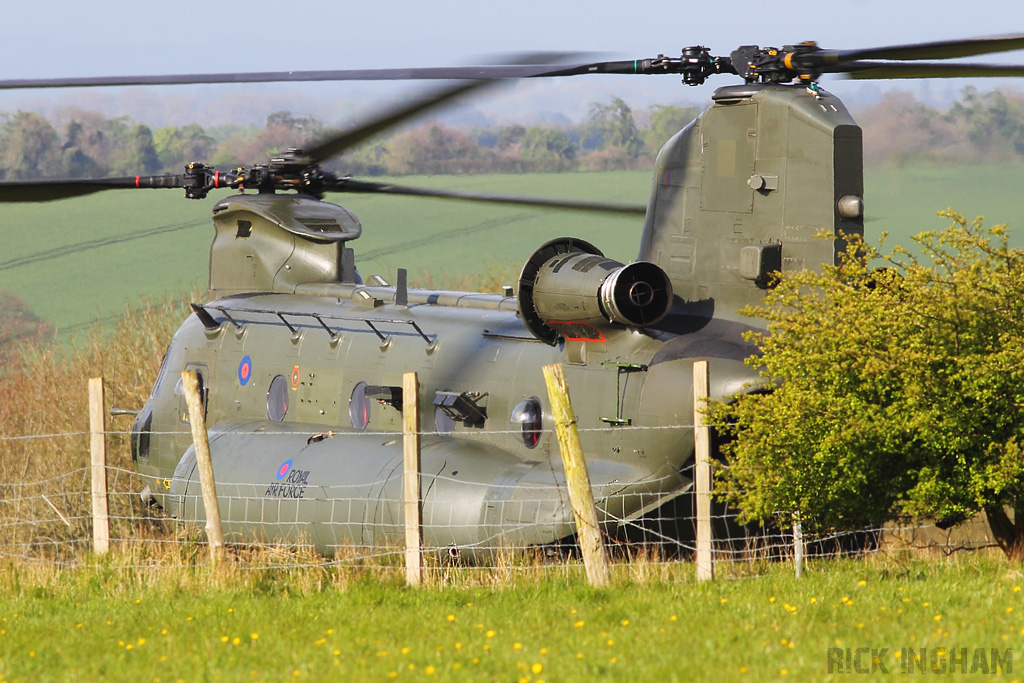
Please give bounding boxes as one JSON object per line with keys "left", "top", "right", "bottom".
{"left": 2, "top": 35, "right": 1024, "bottom": 559}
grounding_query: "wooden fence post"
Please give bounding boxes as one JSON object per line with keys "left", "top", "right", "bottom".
{"left": 543, "top": 363, "right": 611, "bottom": 587}
{"left": 182, "top": 370, "right": 225, "bottom": 568}
{"left": 403, "top": 371, "right": 423, "bottom": 587}
{"left": 89, "top": 377, "right": 110, "bottom": 555}
{"left": 793, "top": 517, "right": 805, "bottom": 579}
{"left": 693, "top": 360, "right": 714, "bottom": 582}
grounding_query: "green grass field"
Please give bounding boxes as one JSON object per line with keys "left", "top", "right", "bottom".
{"left": 0, "top": 552, "right": 1021, "bottom": 681}
{"left": 865, "top": 164, "right": 1024, "bottom": 241}
{"left": 1, "top": 166, "right": 1022, "bottom": 337}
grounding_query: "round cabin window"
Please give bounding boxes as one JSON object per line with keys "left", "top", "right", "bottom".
{"left": 267, "top": 374, "right": 289, "bottom": 421}
{"left": 349, "top": 381, "right": 372, "bottom": 429}
{"left": 510, "top": 397, "right": 543, "bottom": 449}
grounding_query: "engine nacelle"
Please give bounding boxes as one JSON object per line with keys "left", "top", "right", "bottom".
{"left": 518, "top": 238, "right": 673, "bottom": 344}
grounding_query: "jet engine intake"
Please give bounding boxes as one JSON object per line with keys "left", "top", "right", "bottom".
{"left": 518, "top": 238, "right": 672, "bottom": 343}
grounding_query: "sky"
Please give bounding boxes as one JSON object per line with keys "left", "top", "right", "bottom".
{"left": 2, "top": 0, "right": 1024, "bottom": 124}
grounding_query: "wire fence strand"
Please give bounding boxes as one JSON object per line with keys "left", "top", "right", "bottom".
{"left": 0, "top": 426, "right": 1002, "bottom": 574}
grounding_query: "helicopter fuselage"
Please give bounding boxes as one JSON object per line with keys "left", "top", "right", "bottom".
{"left": 131, "top": 280, "right": 757, "bottom": 557}
{"left": 128, "top": 82, "right": 861, "bottom": 558}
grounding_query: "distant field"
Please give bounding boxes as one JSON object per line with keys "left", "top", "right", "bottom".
{"left": 1, "top": 166, "right": 1022, "bottom": 336}
{"left": 866, "top": 164, "right": 1024, "bottom": 240}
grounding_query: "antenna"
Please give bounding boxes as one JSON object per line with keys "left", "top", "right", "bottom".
{"left": 396, "top": 268, "right": 409, "bottom": 307}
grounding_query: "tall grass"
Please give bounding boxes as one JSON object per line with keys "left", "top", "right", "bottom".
{"left": 413, "top": 262, "right": 519, "bottom": 293}
{"left": 0, "top": 292, "right": 191, "bottom": 481}
{"left": 0, "top": 290, "right": 189, "bottom": 558}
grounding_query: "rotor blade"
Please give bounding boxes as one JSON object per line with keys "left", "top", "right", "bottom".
{"left": 0, "top": 62, "right": 598, "bottom": 91}
{"left": 334, "top": 179, "right": 647, "bottom": 215}
{"left": 305, "top": 80, "right": 494, "bottom": 163}
{"left": 302, "top": 53, "right": 591, "bottom": 162}
{"left": 0, "top": 175, "right": 186, "bottom": 203}
{"left": 839, "top": 62, "right": 1024, "bottom": 79}
{"left": 826, "top": 33, "right": 1024, "bottom": 64}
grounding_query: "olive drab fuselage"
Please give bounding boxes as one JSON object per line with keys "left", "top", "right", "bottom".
{"left": 130, "top": 83, "right": 863, "bottom": 556}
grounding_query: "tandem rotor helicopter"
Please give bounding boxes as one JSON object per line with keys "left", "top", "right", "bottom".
{"left": 2, "top": 35, "right": 1024, "bottom": 558}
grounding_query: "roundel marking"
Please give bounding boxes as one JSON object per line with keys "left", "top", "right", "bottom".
{"left": 291, "top": 365, "right": 301, "bottom": 390}
{"left": 276, "top": 459, "right": 293, "bottom": 481}
{"left": 238, "top": 355, "right": 252, "bottom": 386}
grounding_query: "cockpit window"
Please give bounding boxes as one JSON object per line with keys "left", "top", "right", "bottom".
{"left": 176, "top": 369, "right": 207, "bottom": 424}
{"left": 151, "top": 348, "right": 170, "bottom": 398}
{"left": 131, "top": 410, "right": 153, "bottom": 462}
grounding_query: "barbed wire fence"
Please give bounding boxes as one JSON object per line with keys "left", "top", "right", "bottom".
{"left": 0, "top": 428, "right": 999, "bottom": 580}
{"left": 0, "top": 364, "right": 1005, "bottom": 586}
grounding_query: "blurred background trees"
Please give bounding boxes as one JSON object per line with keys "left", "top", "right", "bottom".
{"left": 2, "top": 88, "right": 1023, "bottom": 179}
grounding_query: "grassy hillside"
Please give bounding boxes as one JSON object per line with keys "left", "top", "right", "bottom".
{"left": 1, "top": 166, "right": 1022, "bottom": 337}
{"left": 0, "top": 191, "right": 212, "bottom": 337}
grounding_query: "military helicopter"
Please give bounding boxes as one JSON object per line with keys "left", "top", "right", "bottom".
{"left": 2, "top": 35, "right": 1024, "bottom": 559}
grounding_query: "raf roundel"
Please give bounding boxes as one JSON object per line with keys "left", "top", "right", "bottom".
{"left": 238, "top": 355, "right": 252, "bottom": 386}
{"left": 276, "top": 460, "right": 293, "bottom": 481}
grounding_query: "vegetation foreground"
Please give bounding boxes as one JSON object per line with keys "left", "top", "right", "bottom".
{"left": 0, "top": 551, "right": 1021, "bottom": 681}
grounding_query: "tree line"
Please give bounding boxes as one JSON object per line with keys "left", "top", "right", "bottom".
{"left": 0, "top": 98, "right": 698, "bottom": 180}
{"left": 2, "top": 87, "right": 1023, "bottom": 180}
{"left": 860, "top": 86, "right": 1024, "bottom": 166}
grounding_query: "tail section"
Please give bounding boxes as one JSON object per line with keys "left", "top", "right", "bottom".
{"left": 639, "top": 83, "right": 864, "bottom": 322}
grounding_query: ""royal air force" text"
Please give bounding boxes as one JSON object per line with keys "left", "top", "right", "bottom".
{"left": 265, "top": 468, "right": 311, "bottom": 498}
